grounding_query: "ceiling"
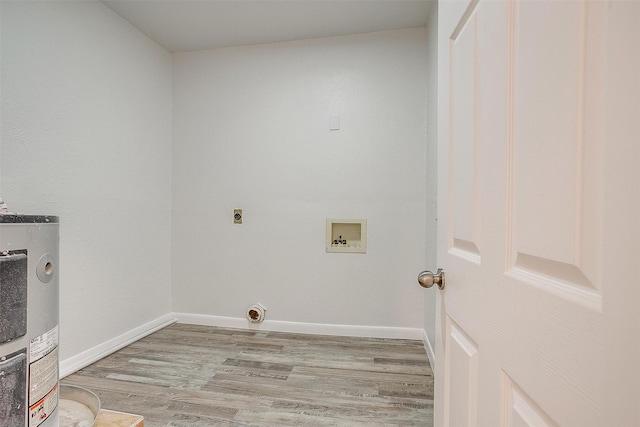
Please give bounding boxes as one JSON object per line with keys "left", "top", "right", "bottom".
{"left": 101, "top": 0, "right": 434, "bottom": 53}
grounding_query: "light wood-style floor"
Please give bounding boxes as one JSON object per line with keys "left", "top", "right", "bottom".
{"left": 62, "top": 323, "right": 434, "bottom": 426}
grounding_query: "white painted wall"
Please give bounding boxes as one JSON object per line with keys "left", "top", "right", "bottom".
{"left": 423, "top": 3, "right": 438, "bottom": 363}
{"left": 172, "top": 29, "right": 428, "bottom": 330}
{"left": 0, "top": 1, "right": 173, "bottom": 361}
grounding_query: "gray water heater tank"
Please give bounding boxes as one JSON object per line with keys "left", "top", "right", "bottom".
{"left": 0, "top": 214, "right": 59, "bottom": 427}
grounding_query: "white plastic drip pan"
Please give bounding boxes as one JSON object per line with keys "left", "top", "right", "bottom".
{"left": 59, "top": 384, "right": 101, "bottom": 427}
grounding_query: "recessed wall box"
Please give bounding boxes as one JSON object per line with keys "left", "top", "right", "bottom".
{"left": 326, "top": 218, "right": 367, "bottom": 253}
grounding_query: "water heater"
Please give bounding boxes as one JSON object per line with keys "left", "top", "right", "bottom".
{"left": 0, "top": 214, "right": 59, "bottom": 427}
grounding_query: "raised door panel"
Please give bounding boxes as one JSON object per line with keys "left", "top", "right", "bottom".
{"left": 501, "top": 374, "right": 558, "bottom": 427}
{"left": 449, "top": 0, "right": 481, "bottom": 264}
{"left": 507, "top": 1, "right": 606, "bottom": 310}
{"left": 445, "top": 317, "right": 478, "bottom": 427}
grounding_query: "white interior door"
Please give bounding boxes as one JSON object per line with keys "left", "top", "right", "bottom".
{"left": 434, "top": 0, "right": 639, "bottom": 425}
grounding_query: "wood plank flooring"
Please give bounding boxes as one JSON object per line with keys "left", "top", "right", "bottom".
{"left": 62, "top": 323, "right": 434, "bottom": 426}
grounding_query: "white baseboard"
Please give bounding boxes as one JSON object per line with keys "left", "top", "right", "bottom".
{"left": 59, "top": 314, "right": 176, "bottom": 379}
{"left": 173, "top": 312, "right": 424, "bottom": 340}
{"left": 423, "top": 329, "right": 436, "bottom": 375}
